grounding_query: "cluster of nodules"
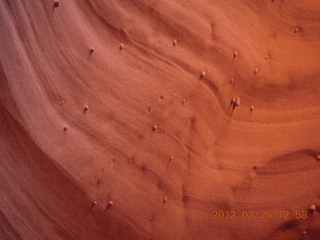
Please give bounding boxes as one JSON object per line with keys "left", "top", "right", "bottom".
{"left": 62, "top": 105, "right": 89, "bottom": 132}
{"left": 300, "top": 204, "right": 318, "bottom": 236}
{"left": 198, "top": 51, "right": 263, "bottom": 112}
{"left": 55, "top": 1, "right": 311, "bottom": 221}
{"left": 91, "top": 197, "right": 169, "bottom": 210}
{"left": 90, "top": 43, "right": 123, "bottom": 51}
{"left": 233, "top": 50, "right": 262, "bottom": 75}
{"left": 91, "top": 200, "right": 114, "bottom": 209}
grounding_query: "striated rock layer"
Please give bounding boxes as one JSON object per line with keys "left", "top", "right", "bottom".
{"left": 1, "top": 0, "right": 320, "bottom": 239}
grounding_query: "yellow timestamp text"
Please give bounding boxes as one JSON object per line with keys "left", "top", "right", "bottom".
{"left": 212, "top": 210, "right": 308, "bottom": 220}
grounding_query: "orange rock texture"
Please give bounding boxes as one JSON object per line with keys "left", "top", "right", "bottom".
{"left": 1, "top": 0, "right": 320, "bottom": 239}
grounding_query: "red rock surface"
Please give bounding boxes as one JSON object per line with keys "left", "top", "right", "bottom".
{"left": 1, "top": 0, "right": 320, "bottom": 239}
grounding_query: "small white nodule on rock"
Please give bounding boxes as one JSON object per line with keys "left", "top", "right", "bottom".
{"left": 173, "top": 39, "right": 177, "bottom": 46}
{"left": 163, "top": 196, "right": 168, "bottom": 204}
{"left": 107, "top": 201, "right": 114, "bottom": 208}
{"left": 233, "top": 51, "right": 238, "bottom": 58}
{"left": 234, "top": 97, "right": 240, "bottom": 107}
{"left": 309, "top": 204, "right": 317, "bottom": 211}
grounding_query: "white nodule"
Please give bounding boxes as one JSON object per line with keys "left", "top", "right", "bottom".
{"left": 310, "top": 204, "right": 317, "bottom": 211}
{"left": 234, "top": 97, "right": 240, "bottom": 107}
{"left": 163, "top": 196, "right": 168, "bottom": 203}
{"left": 173, "top": 39, "right": 177, "bottom": 46}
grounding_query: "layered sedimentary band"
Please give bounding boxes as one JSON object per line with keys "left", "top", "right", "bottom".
{"left": 1, "top": 0, "right": 320, "bottom": 239}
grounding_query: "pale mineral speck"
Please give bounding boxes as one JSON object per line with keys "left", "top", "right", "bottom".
{"left": 309, "top": 204, "right": 316, "bottom": 211}
{"left": 163, "top": 196, "right": 168, "bottom": 204}
{"left": 107, "top": 201, "right": 114, "bottom": 209}
{"left": 234, "top": 97, "right": 240, "bottom": 107}
{"left": 173, "top": 39, "right": 177, "bottom": 46}
{"left": 233, "top": 51, "right": 238, "bottom": 58}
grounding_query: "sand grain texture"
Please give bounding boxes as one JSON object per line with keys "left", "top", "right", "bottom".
{"left": 1, "top": 0, "right": 320, "bottom": 239}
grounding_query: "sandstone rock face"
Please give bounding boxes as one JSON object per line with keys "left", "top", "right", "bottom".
{"left": 1, "top": 1, "right": 320, "bottom": 239}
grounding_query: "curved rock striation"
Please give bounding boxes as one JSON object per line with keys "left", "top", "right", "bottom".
{"left": 1, "top": 0, "right": 320, "bottom": 239}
